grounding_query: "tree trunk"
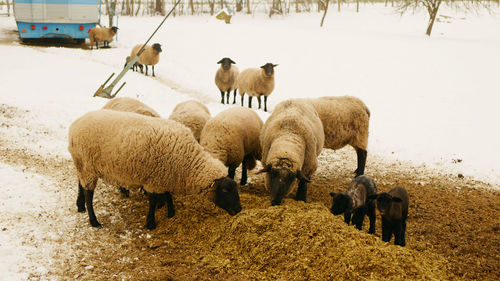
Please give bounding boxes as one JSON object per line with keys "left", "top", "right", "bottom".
{"left": 220, "top": 0, "right": 224, "bottom": 10}
{"left": 426, "top": 0, "right": 442, "bottom": 36}
{"left": 136, "top": 0, "right": 141, "bottom": 16}
{"left": 155, "top": 0, "right": 164, "bottom": 15}
{"left": 337, "top": 0, "right": 340, "bottom": 12}
{"left": 356, "top": 0, "right": 359, "bottom": 12}
{"left": 320, "top": 0, "right": 330, "bottom": 27}
{"left": 246, "top": 0, "right": 251, "bottom": 14}
{"left": 104, "top": 0, "right": 116, "bottom": 27}
{"left": 189, "top": 0, "right": 195, "bottom": 14}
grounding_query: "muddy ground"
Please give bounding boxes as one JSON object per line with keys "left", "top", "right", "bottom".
{"left": 0, "top": 104, "right": 499, "bottom": 280}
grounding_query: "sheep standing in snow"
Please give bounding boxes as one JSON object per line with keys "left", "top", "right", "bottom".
{"left": 215, "top": 57, "right": 239, "bottom": 104}
{"left": 302, "top": 96, "right": 370, "bottom": 177}
{"left": 200, "top": 107, "right": 263, "bottom": 185}
{"left": 369, "top": 186, "right": 409, "bottom": 246}
{"left": 237, "top": 63, "right": 277, "bottom": 112}
{"left": 129, "top": 43, "right": 162, "bottom": 76}
{"left": 168, "top": 100, "right": 211, "bottom": 142}
{"left": 102, "top": 97, "right": 160, "bottom": 118}
{"left": 89, "top": 26, "right": 118, "bottom": 50}
{"left": 68, "top": 110, "right": 242, "bottom": 230}
{"left": 258, "top": 99, "right": 324, "bottom": 206}
{"left": 124, "top": 56, "right": 144, "bottom": 73}
{"left": 330, "top": 175, "right": 377, "bottom": 233}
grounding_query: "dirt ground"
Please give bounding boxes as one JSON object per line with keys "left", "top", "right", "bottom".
{"left": 0, "top": 105, "right": 499, "bottom": 280}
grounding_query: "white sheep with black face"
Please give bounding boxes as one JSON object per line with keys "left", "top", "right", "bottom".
{"left": 237, "top": 63, "right": 277, "bottom": 112}
{"left": 129, "top": 43, "right": 162, "bottom": 76}
{"left": 89, "top": 26, "right": 118, "bottom": 49}
{"left": 168, "top": 100, "right": 211, "bottom": 142}
{"left": 68, "top": 110, "right": 242, "bottom": 230}
{"left": 258, "top": 99, "right": 324, "bottom": 206}
{"left": 215, "top": 57, "right": 239, "bottom": 104}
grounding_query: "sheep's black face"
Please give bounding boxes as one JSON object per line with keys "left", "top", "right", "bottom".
{"left": 217, "top": 57, "right": 235, "bottom": 71}
{"left": 153, "top": 43, "right": 162, "bottom": 53}
{"left": 268, "top": 168, "right": 296, "bottom": 206}
{"left": 213, "top": 177, "right": 241, "bottom": 216}
{"left": 330, "top": 192, "right": 352, "bottom": 215}
{"left": 374, "top": 193, "right": 394, "bottom": 216}
{"left": 260, "top": 63, "right": 278, "bottom": 77}
{"left": 111, "top": 26, "right": 118, "bottom": 33}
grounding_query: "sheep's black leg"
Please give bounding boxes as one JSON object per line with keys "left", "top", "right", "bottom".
{"left": 95, "top": 41, "right": 98, "bottom": 50}
{"left": 248, "top": 96, "right": 253, "bottom": 108}
{"left": 354, "top": 147, "right": 367, "bottom": 176}
{"left": 233, "top": 89, "right": 237, "bottom": 104}
{"left": 146, "top": 193, "right": 161, "bottom": 230}
{"left": 353, "top": 207, "right": 367, "bottom": 231}
{"left": 257, "top": 96, "right": 262, "bottom": 109}
{"left": 367, "top": 201, "right": 376, "bottom": 234}
{"left": 393, "top": 221, "right": 404, "bottom": 246}
{"left": 400, "top": 219, "right": 407, "bottom": 247}
{"left": 225, "top": 91, "right": 230, "bottom": 104}
{"left": 77, "top": 182, "right": 86, "bottom": 212}
{"left": 220, "top": 90, "right": 225, "bottom": 104}
{"left": 152, "top": 65, "right": 155, "bottom": 77}
{"left": 381, "top": 217, "right": 392, "bottom": 242}
{"left": 164, "top": 192, "right": 175, "bottom": 218}
{"left": 228, "top": 165, "right": 237, "bottom": 179}
{"left": 344, "top": 211, "right": 351, "bottom": 225}
{"left": 241, "top": 93, "right": 245, "bottom": 106}
{"left": 84, "top": 189, "right": 101, "bottom": 228}
{"left": 119, "top": 186, "right": 130, "bottom": 198}
{"left": 145, "top": 65, "right": 149, "bottom": 76}
{"left": 294, "top": 179, "right": 308, "bottom": 202}
{"left": 240, "top": 154, "right": 251, "bottom": 185}
{"left": 264, "top": 96, "right": 268, "bottom": 112}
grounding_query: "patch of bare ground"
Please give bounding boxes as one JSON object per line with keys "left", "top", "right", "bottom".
{"left": 1, "top": 105, "right": 498, "bottom": 280}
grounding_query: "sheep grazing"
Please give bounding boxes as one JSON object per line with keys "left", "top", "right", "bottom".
{"left": 200, "top": 107, "right": 263, "bottom": 185}
{"left": 258, "top": 99, "right": 324, "bottom": 206}
{"left": 68, "top": 109, "right": 242, "bottom": 230}
{"left": 237, "top": 63, "right": 277, "bottom": 112}
{"left": 215, "top": 57, "right": 239, "bottom": 104}
{"left": 88, "top": 26, "right": 118, "bottom": 50}
{"left": 168, "top": 100, "right": 211, "bottom": 142}
{"left": 330, "top": 175, "right": 377, "bottom": 233}
{"left": 369, "top": 186, "right": 409, "bottom": 246}
{"left": 129, "top": 43, "right": 162, "bottom": 77}
{"left": 303, "top": 96, "right": 370, "bottom": 177}
{"left": 124, "top": 56, "right": 144, "bottom": 73}
{"left": 102, "top": 97, "right": 160, "bottom": 118}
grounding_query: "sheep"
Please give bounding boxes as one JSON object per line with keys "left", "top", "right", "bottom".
{"left": 68, "top": 109, "right": 242, "bottom": 230}
{"left": 330, "top": 175, "right": 377, "bottom": 233}
{"left": 301, "top": 96, "right": 370, "bottom": 177}
{"left": 102, "top": 97, "right": 160, "bottom": 118}
{"left": 129, "top": 43, "right": 162, "bottom": 77}
{"left": 200, "top": 107, "right": 263, "bottom": 186}
{"left": 369, "top": 186, "right": 409, "bottom": 247}
{"left": 88, "top": 26, "right": 118, "bottom": 50}
{"left": 124, "top": 56, "right": 144, "bottom": 73}
{"left": 258, "top": 99, "right": 324, "bottom": 206}
{"left": 168, "top": 100, "right": 211, "bottom": 142}
{"left": 215, "top": 57, "right": 239, "bottom": 104}
{"left": 237, "top": 63, "right": 277, "bottom": 112}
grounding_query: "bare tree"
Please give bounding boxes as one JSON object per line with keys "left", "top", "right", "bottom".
{"left": 104, "top": 0, "right": 118, "bottom": 27}
{"left": 397, "top": 0, "right": 492, "bottom": 36}
{"left": 156, "top": 0, "right": 165, "bottom": 15}
{"left": 320, "top": 0, "right": 330, "bottom": 27}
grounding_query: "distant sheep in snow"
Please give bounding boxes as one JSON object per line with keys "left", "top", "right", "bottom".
{"left": 237, "top": 63, "right": 277, "bottom": 112}
{"left": 89, "top": 26, "right": 118, "bottom": 50}
{"left": 215, "top": 57, "right": 239, "bottom": 104}
{"left": 129, "top": 43, "right": 162, "bottom": 76}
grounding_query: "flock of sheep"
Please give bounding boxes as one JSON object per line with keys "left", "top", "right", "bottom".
{"left": 81, "top": 28, "right": 409, "bottom": 246}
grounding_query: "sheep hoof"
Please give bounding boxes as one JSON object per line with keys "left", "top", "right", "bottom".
{"left": 368, "top": 229, "right": 375, "bottom": 234}
{"left": 240, "top": 179, "right": 247, "bottom": 186}
{"left": 146, "top": 221, "right": 157, "bottom": 230}
{"left": 167, "top": 210, "right": 175, "bottom": 218}
{"left": 90, "top": 220, "right": 102, "bottom": 228}
{"left": 119, "top": 187, "right": 130, "bottom": 198}
{"left": 77, "top": 205, "right": 86, "bottom": 213}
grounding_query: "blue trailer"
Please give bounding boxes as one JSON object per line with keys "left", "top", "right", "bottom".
{"left": 13, "top": 0, "right": 100, "bottom": 41}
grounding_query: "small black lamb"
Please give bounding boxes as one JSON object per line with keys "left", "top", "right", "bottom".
{"left": 369, "top": 186, "right": 409, "bottom": 247}
{"left": 330, "top": 175, "right": 377, "bottom": 233}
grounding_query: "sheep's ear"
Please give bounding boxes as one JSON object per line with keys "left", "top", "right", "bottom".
{"left": 230, "top": 59, "right": 236, "bottom": 64}
{"left": 256, "top": 164, "right": 271, "bottom": 174}
{"left": 217, "top": 59, "right": 223, "bottom": 64}
{"left": 368, "top": 194, "right": 378, "bottom": 200}
{"left": 296, "top": 170, "right": 311, "bottom": 183}
{"left": 392, "top": 197, "right": 403, "bottom": 203}
{"left": 330, "top": 192, "right": 337, "bottom": 198}
{"left": 273, "top": 64, "right": 278, "bottom": 68}
{"left": 260, "top": 64, "right": 265, "bottom": 69}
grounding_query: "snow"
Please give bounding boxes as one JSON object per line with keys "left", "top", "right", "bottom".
{"left": 0, "top": 4, "right": 499, "bottom": 278}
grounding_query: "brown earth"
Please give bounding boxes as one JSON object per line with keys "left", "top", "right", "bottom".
{"left": 0, "top": 105, "right": 499, "bottom": 280}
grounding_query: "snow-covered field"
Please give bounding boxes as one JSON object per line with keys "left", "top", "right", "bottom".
{"left": 0, "top": 4, "right": 499, "bottom": 279}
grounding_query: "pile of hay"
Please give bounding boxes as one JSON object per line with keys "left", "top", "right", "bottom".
{"left": 151, "top": 193, "right": 458, "bottom": 280}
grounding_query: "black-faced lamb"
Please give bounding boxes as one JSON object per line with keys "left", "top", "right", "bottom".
{"left": 168, "top": 100, "right": 211, "bottom": 142}
{"left": 215, "top": 57, "right": 239, "bottom": 104}
{"left": 89, "top": 26, "right": 118, "bottom": 50}
{"left": 68, "top": 110, "right": 242, "bottom": 230}
{"left": 369, "top": 186, "right": 409, "bottom": 246}
{"left": 237, "top": 63, "right": 277, "bottom": 112}
{"left": 200, "top": 107, "right": 263, "bottom": 185}
{"left": 129, "top": 43, "right": 162, "bottom": 77}
{"left": 330, "top": 175, "right": 377, "bottom": 233}
{"left": 258, "top": 99, "right": 324, "bottom": 206}
{"left": 302, "top": 96, "right": 370, "bottom": 177}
